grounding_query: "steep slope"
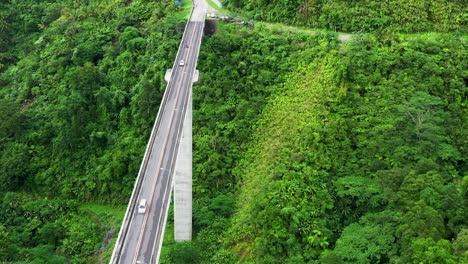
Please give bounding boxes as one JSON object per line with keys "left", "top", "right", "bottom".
{"left": 228, "top": 47, "right": 348, "bottom": 262}
{"left": 225, "top": 33, "right": 466, "bottom": 263}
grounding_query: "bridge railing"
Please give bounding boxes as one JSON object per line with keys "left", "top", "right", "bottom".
{"left": 109, "top": 6, "right": 195, "bottom": 264}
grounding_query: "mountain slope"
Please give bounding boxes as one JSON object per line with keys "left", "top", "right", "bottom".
{"left": 224, "top": 33, "right": 466, "bottom": 263}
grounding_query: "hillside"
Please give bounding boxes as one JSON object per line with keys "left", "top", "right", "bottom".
{"left": 226, "top": 32, "right": 467, "bottom": 263}
{"left": 157, "top": 18, "right": 467, "bottom": 262}
{"left": 0, "top": 0, "right": 184, "bottom": 262}
{"left": 0, "top": 0, "right": 466, "bottom": 263}
{"left": 224, "top": 0, "right": 467, "bottom": 33}
{"left": 160, "top": 1, "right": 467, "bottom": 262}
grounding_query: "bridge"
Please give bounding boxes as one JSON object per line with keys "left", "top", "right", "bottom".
{"left": 110, "top": 1, "right": 212, "bottom": 263}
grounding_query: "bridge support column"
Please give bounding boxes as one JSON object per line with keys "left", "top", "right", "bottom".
{"left": 173, "top": 95, "right": 192, "bottom": 241}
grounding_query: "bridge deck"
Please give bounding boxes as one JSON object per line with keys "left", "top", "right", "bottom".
{"left": 110, "top": 17, "right": 205, "bottom": 264}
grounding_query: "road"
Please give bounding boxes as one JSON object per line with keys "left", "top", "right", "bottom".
{"left": 113, "top": 15, "right": 205, "bottom": 264}
{"left": 192, "top": 0, "right": 217, "bottom": 21}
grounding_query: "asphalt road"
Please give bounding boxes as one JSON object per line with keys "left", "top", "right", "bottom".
{"left": 115, "top": 20, "right": 204, "bottom": 264}
{"left": 192, "top": 0, "right": 216, "bottom": 21}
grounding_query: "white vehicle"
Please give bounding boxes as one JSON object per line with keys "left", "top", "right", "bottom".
{"left": 138, "top": 199, "right": 147, "bottom": 214}
{"left": 179, "top": 59, "right": 185, "bottom": 66}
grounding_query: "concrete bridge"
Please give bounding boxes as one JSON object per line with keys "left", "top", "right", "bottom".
{"left": 110, "top": 1, "right": 214, "bottom": 262}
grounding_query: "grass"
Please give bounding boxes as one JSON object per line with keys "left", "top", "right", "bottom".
{"left": 168, "top": 0, "right": 193, "bottom": 24}
{"left": 256, "top": 21, "right": 350, "bottom": 39}
{"left": 159, "top": 202, "right": 175, "bottom": 263}
{"left": 80, "top": 203, "right": 127, "bottom": 263}
{"left": 159, "top": 223, "right": 175, "bottom": 263}
{"left": 181, "top": 0, "right": 192, "bottom": 9}
{"left": 81, "top": 203, "right": 127, "bottom": 220}
{"left": 398, "top": 31, "right": 468, "bottom": 42}
{"left": 206, "top": 0, "right": 223, "bottom": 12}
{"left": 206, "top": 0, "right": 242, "bottom": 18}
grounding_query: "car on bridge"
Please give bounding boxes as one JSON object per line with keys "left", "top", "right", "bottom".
{"left": 179, "top": 59, "right": 185, "bottom": 67}
{"left": 138, "top": 199, "right": 147, "bottom": 214}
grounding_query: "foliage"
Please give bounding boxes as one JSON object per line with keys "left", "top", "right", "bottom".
{"left": 204, "top": 30, "right": 466, "bottom": 263}
{"left": 1, "top": 0, "right": 466, "bottom": 263}
{"left": 0, "top": 0, "right": 183, "bottom": 262}
{"left": 0, "top": 194, "right": 124, "bottom": 263}
{"left": 188, "top": 24, "right": 337, "bottom": 263}
{"left": 330, "top": 212, "right": 399, "bottom": 263}
{"left": 167, "top": 242, "right": 201, "bottom": 264}
{"left": 225, "top": 0, "right": 467, "bottom": 33}
{"left": 452, "top": 228, "right": 468, "bottom": 261}
{"left": 1, "top": 0, "right": 182, "bottom": 200}
{"left": 410, "top": 238, "right": 458, "bottom": 264}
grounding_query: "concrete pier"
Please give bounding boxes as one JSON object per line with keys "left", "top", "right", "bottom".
{"left": 173, "top": 95, "right": 192, "bottom": 241}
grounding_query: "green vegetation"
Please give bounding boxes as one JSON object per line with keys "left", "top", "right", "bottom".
{"left": 80, "top": 204, "right": 126, "bottom": 261}
{"left": 206, "top": 0, "right": 224, "bottom": 12}
{"left": 224, "top": 0, "right": 467, "bottom": 33}
{"left": 0, "top": 0, "right": 185, "bottom": 262}
{"left": 226, "top": 31, "right": 466, "bottom": 263}
{"left": 1, "top": 0, "right": 466, "bottom": 263}
{"left": 161, "top": 21, "right": 466, "bottom": 263}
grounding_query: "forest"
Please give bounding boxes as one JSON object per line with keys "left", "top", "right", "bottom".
{"left": 0, "top": 0, "right": 184, "bottom": 262}
{"left": 224, "top": 0, "right": 467, "bottom": 33}
{"left": 158, "top": 23, "right": 466, "bottom": 263}
{"left": 1, "top": 0, "right": 467, "bottom": 263}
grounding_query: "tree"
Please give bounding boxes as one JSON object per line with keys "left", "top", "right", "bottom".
{"left": 332, "top": 212, "right": 398, "bottom": 263}
{"left": 0, "top": 99, "right": 24, "bottom": 144}
{"left": 397, "top": 201, "right": 447, "bottom": 261}
{"left": 168, "top": 242, "right": 201, "bottom": 264}
{"left": 411, "top": 238, "right": 457, "bottom": 264}
{"left": 333, "top": 176, "right": 383, "bottom": 221}
{"left": 0, "top": 223, "right": 19, "bottom": 261}
{"left": 452, "top": 229, "right": 468, "bottom": 260}
{"left": 398, "top": 91, "right": 459, "bottom": 162}
{"left": 28, "top": 244, "right": 67, "bottom": 264}
{"left": 0, "top": 143, "right": 30, "bottom": 191}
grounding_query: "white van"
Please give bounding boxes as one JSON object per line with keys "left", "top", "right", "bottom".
{"left": 138, "top": 199, "right": 147, "bottom": 214}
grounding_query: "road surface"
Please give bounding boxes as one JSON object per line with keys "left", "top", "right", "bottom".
{"left": 113, "top": 18, "right": 204, "bottom": 264}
